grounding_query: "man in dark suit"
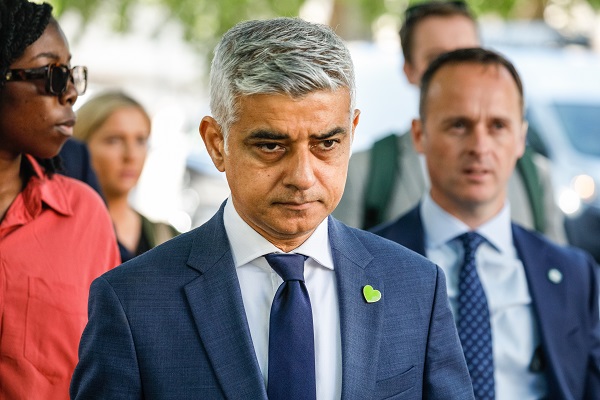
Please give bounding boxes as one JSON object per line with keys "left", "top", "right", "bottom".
{"left": 334, "top": 1, "right": 566, "bottom": 246}
{"left": 373, "top": 48, "right": 600, "bottom": 399}
{"left": 70, "top": 17, "right": 473, "bottom": 399}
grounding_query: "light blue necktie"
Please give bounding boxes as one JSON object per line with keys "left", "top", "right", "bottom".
{"left": 457, "top": 232, "right": 495, "bottom": 400}
{"left": 265, "top": 253, "right": 316, "bottom": 400}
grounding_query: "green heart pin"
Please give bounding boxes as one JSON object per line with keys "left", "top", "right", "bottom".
{"left": 363, "top": 285, "right": 382, "bottom": 303}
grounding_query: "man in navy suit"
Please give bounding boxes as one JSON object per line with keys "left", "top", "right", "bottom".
{"left": 70, "top": 18, "right": 473, "bottom": 399}
{"left": 373, "top": 48, "right": 600, "bottom": 399}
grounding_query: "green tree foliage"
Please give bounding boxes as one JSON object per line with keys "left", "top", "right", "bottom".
{"left": 46, "top": 0, "right": 600, "bottom": 48}
{"left": 47, "top": 0, "right": 304, "bottom": 53}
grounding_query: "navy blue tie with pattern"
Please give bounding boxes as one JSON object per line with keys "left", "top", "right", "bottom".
{"left": 457, "top": 232, "right": 495, "bottom": 400}
{"left": 265, "top": 253, "right": 316, "bottom": 400}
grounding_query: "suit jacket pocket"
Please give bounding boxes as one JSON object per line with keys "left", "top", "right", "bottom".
{"left": 25, "top": 276, "right": 87, "bottom": 381}
{"left": 375, "top": 365, "right": 416, "bottom": 399}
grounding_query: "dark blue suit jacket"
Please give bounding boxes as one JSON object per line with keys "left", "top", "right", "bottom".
{"left": 71, "top": 203, "right": 474, "bottom": 399}
{"left": 373, "top": 206, "right": 600, "bottom": 400}
{"left": 59, "top": 138, "right": 103, "bottom": 197}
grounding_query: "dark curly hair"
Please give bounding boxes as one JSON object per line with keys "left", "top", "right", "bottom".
{"left": 0, "top": 0, "right": 63, "bottom": 176}
{"left": 0, "top": 0, "right": 53, "bottom": 89}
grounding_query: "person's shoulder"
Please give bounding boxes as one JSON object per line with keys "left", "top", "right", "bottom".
{"left": 370, "top": 212, "right": 408, "bottom": 236}
{"left": 331, "top": 217, "right": 435, "bottom": 272}
{"left": 45, "top": 174, "right": 112, "bottom": 226}
{"left": 102, "top": 226, "right": 199, "bottom": 282}
{"left": 51, "top": 173, "right": 105, "bottom": 208}
{"left": 153, "top": 220, "right": 180, "bottom": 235}
{"left": 370, "top": 206, "right": 418, "bottom": 238}
{"left": 514, "top": 224, "right": 598, "bottom": 307}
{"left": 514, "top": 223, "right": 595, "bottom": 266}
{"left": 333, "top": 221, "right": 442, "bottom": 301}
{"left": 140, "top": 213, "right": 180, "bottom": 242}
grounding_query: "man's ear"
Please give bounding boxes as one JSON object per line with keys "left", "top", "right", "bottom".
{"left": 351, "top": 108, "right": 361, "bottom": 143}
{"left": 403, "top": 61, "right": 419, "bottom": 86}
{"left": 199, "top": 116, "right": 226, "bottom": 172}
{"left": 411, "top": 118, "right": 425, "bottom": 154}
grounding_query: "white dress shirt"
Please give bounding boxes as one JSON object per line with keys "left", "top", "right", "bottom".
{"left": 420, "top": 193, "right": 547, "bottom": 400}
{"left": 223, "top": 198, "right": 342, "bottom": 399}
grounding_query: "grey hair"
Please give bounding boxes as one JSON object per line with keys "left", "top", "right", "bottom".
{"left": 209, "top": 17, "right": 356, "bottom": 137}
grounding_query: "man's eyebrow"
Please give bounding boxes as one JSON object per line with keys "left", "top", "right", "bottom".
{"left": 440, "top": 115, "right": 469, "bottom": 123}
{"left": 312, "top": 127, "right": 347, "bottom": 140}
{"left": 246, "top": 127, "right": 347, "bottom": 141}
{"left": 246, "top": 130, "right": 289, "bottom": 141}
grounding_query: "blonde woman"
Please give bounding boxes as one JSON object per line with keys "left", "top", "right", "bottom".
{"left": 75, "top": 91, "right": 178, "bottom": 261}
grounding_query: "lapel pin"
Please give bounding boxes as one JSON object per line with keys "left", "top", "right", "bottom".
{"left": 363, "top": 285, "right": 382, "bottom": 303}
{"left": 548, "top": 268, "right": 563, "bottom": 284}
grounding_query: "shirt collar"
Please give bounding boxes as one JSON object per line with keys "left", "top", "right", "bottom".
{"left": 223, "top": 197, "right": 334, "bottom": 270}
{"left": 24, "top": 154, "right": 72, "bottom": 217}
{"left": 1, "top": 155, "right": 72, "bottom": 233}
{"left": 421, "top": 192, "right": 514, "bottom": 255}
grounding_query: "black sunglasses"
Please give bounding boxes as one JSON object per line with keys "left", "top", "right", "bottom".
{"left": 405, "top": 1, "right": 468, "bottom": 21}
{"left": 3, "top": 63, "right": 88, "bottom": 96}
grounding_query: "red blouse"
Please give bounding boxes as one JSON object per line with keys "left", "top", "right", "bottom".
{"left": 0, "top": 155, "right": 121, "bottom": 399}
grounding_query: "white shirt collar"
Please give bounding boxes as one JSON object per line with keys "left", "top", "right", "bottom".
{"left": 223, "top": 197, "right": 334, "bottom": 270}
{"left": 421, "top": 192, "right": 515, "bottom": 256}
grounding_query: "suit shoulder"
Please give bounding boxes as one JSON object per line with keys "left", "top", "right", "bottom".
{"left": 370, "top": 208, "right": 418, "bottom": 245}
{"left": 52, "top": 174, "right": 105, "bottom": 208}
{"left": 514, "top": 224, "right": 595, "bottom": 267}
{"left": 101, "top": 227, "right": 199, "bottom": 283}
{"left": 338, "top": 221, "right": 437, "bottom": 273}
{"left": 370, "top": 214, "right": 406, "bottom": 237}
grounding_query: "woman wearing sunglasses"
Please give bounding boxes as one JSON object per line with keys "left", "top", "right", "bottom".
{"left": 0, "top": 1, "right": 121, "bottom": 398}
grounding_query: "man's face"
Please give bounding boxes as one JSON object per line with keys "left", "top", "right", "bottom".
{"left": 403, "top": 15, "right": 479, "bottom": 85}
{"left": 200, "top": 89, "right": 359, "bottom": 251}
{"left": 412, "top": 63, "right": 527, "bottom": 226}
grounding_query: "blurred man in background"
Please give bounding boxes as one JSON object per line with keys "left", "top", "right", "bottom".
{"left": 374, "top": 47, "right": 600, "bottom": 400}
{"left": 334, "top": 0, "right": 566, "bottom": 245}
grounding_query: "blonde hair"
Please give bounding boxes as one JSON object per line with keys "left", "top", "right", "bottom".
{"left": 74, "top": 91, "right": 151, "bottom": 142}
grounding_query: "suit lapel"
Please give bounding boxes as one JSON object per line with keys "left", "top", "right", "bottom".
{"left": 329, "top": 218, "right": 385, "bottom": 398}
{"left": 184, "top": 206, "right": 267, "bottom": 399}
{"left": 512, "top": 225, "right": 570, "bottom": 398}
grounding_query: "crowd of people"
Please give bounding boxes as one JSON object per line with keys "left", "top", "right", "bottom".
{"left": 1, "top": 0, "right": 599, "bottom": 399}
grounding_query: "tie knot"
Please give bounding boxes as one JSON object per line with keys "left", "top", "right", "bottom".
{"left": 265, "top": 253, "right": 306, "bottom": 282}
{"left": 458, "top": 231, "right": 486, "bottom": 257}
